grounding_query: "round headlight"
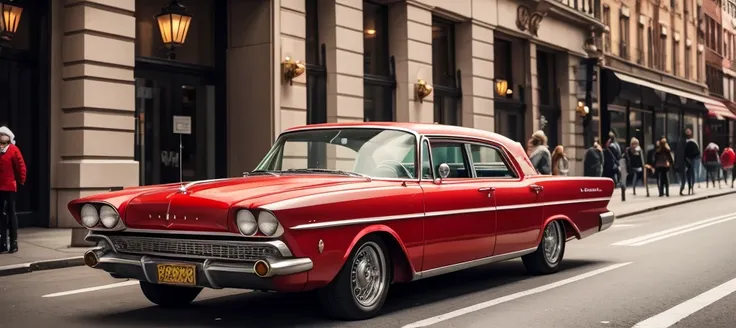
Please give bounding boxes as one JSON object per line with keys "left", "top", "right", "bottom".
{"left": 99, "top": 205, "right": 119, "bottom": 229}
{"left": 257, "top": 211, "right": 280, "bottom": 236}
{"left": 80, "top": 204, "right": 99, "bottom": 228}
{"left": 236, "top": 210, "right": 258, "bottom": 236}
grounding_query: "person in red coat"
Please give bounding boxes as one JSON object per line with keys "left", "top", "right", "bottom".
{"left": 0, "top": 126, "right": 26, "bottom": 253}
{"left": 721, "top": 145, "right": 736, "bottom": 188}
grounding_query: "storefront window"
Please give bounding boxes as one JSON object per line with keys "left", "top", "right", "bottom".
{"left": 363, "top": 1, "right": 394, "bottom": 122}
{"left": 306, "top": 0, "right": 327, "bottom": 167}
{"left": 629, "top": 109, "right": 652, "bottom": 149}
{"left": 135, "top": 0, "right": 215, "bottom": 67}
{"left": 608, "top": 105, "right": 626, "bottom": 145}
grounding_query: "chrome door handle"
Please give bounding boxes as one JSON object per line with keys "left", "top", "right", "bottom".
{"left": 478, "top": 187, "right": 496, "bottom": 192}
{"left": 530, "top": 184, "right": 543, "bottom": 194}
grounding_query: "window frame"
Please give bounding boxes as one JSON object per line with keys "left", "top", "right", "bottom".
{"left": 431, "top": 16, "right": 462, "bottom": 126}
{"left": 363, "top": 0, "right": 397, "bottom": 122}
{"left": 424, "top": 136, "right": 522, "bottom": 182}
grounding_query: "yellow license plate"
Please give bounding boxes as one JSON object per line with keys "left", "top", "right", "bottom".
{"left": 156, "top": 263, "right": 196, "bottom": 286}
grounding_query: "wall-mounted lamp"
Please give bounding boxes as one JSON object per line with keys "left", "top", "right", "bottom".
{"left": 156, "top": 0, "right": 193, "bottom": 60}
{"left": 495, "top": 79, "right": 513, "bottom": 96}
{"left": 282, "top": 56, "right": 305, "bottom": 85}
{"left": 0, "top": 0, "right": 23, "bottom": 42}
{"left": 576, "top": 100, "right": 590, "bottom": 117}
{"left": 415, "top": 78, "right": 433, "bottom": 103}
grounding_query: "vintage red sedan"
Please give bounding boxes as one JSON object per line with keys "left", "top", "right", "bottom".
{"left": 68, "top": 122, "right": 615, "bottom": 320}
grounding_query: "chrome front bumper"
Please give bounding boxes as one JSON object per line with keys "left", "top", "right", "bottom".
{"left": 84, "top": 232, "right": 313, "bottom": 290}
{"left": 599, "top": 211, "right": 615, "bottom": 232}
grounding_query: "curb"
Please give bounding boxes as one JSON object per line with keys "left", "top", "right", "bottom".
{"left": 0, "top": 256, "right": 84, "bottom": 277}
{"left": 617, "top": 189, "right": 736, "bottom": 219}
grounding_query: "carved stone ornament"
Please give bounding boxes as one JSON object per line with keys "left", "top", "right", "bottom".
{"left": 516, "top": 5, "right": 545, "bottom": 37}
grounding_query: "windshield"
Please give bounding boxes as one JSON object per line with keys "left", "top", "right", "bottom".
{"left": 255, "top": 128, "right": 418, "bottom": 179}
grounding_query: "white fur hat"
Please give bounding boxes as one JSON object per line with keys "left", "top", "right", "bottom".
{"left": 0, "top": 126, "right": 16, "bottom": 145}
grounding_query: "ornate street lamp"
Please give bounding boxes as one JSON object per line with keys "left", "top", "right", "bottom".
{"left": 0, "top": 0, "right": 23, "bottom": 42}
{"left": 155, "top": 0, "right": 192, "bottom": 60}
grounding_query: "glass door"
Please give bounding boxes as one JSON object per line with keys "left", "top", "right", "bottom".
{"left": 135, "top": 72, "right": 216, "bottom": 186}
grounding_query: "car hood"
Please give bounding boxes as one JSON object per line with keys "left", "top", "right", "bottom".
{"left": 122, "top": 175, "right": 372, "bottom": 232}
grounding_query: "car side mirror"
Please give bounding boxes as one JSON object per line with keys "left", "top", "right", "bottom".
{"left": 438, "top": 163, "right": 450, "bottom": 180}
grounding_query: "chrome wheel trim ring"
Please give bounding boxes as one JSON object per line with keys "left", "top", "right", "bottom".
{"left": 542, "top": 221, "right": 563, "bottom": 264}
{"left": 350, "top": 241, "right": 387, "bottom": 309}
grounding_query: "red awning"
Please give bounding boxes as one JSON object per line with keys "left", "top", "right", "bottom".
{"left": 719, "top": 99, "right": 736, "bottom": 120}
{"left": 706, "top": 98, "right": 736, "bottom": 120}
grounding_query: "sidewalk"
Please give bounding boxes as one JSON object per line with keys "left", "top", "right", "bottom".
{"left": 0, "top": 228, "right": 87, "bottom": 276}
{"left": 1, "top": 185, "right": 734, "bottom": 277}
{"left": 608, "top": 183, "right": 736, "bottom": 218}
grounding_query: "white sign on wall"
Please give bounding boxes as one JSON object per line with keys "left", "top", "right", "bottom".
{"left": 173, "top": 116, "right": 191, "bottom": 135}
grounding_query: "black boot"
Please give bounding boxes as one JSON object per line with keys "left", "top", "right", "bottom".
{"left": 0, "top": 242, "right": 7, "bottom": 254}
{"left": 8, "top": 241, "right": 17, "bottom": 253}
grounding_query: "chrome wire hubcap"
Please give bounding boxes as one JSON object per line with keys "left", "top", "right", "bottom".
{"left": 350, "top": 242, "right": 386, "bottom": 308}
{"left": 543, "top": 221, "right": 563, "bottom": 264}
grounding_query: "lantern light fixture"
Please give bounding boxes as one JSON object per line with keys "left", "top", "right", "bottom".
{"left": 495, "top": 79, "right": 513, "bottom": 96}
{"left": 0, "top": 0, "right": 23, "bottom": 42}
{"left": 155, "top": 0, "right": 193, "bottom": 60}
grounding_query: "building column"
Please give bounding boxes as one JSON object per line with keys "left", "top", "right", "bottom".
{"left": 319, "top": 0, "right": 364, "bottom": 123}
{"left": 456, "top": 22, "right": 495, "bottom": 131}
{"left": 525, "top": 42, "right": 540, "bottom": 136}
{"left": 51, "top": 0, "right": 138, "bottom": 228}
{"left": 559, "top": 54, "right": 585, "bottom": 175}
{"left": 389, "top": 3, "right": 433, "bottom": 123}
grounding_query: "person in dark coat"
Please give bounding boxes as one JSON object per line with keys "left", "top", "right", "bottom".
{"left": 0, "top": 126, "right": 26, "bottom": 253}
{"left": 678, "top": 128, "right": 700, "bottom": 195}
{"left": 624, "top": 137, "right": 647, "bottom": 196}
{"left": 603, "top": 131, "right": 624, "bottom": 200}
{"left": 654, "top": 137, "right": 674, "bottom": 197}
{"left": 583, "top": 139, "right": 605, "bottom": 177}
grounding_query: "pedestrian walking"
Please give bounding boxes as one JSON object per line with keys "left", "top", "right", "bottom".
{"left": 583, "top": 139, "right": 604, "bottom": 177}
{"left": 603, "top": 131, "right": 625, "bottom": 201}
{"left": 551, "top": 145, "right": 569, "bottom": 176}
{"left": 624, "top": 137, "right": 647, "bottom": 196}
{"left": 677, "top": 128, "right": 700, "bottom": 195}
{"left": 720, "top": 145, "right": 735, "bottom": 188}
{"left": 703, "top": 142, "right": 721, "bottom": 188}
{"left": 0, "top": 126, "right": 26, "bottom": 253}
{"left": 654, "top": 137, "right": 674, "bottom": 197}
{"left": 527, "top": 130, "right": 551, "bottom": 175}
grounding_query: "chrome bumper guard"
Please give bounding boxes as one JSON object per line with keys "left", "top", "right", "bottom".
{"left": 599, "top": 211, "right": 615, "bottom": 232}
{"left": 84, "top": 232, "right": 313, "bottom": 290}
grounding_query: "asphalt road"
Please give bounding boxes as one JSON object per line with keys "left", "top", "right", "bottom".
{"left": 2, "top": 194, "right": 736, "bottom": 328}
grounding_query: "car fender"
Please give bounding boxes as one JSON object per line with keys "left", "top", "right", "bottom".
{"left": 536, "top": 214, "right": 582, "bottom": 244}
{"left": 341, "top": 224, "right": 417, "bottom": 275}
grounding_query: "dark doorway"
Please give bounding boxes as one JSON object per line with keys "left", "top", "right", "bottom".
{"left": 0, "top": 0, "right": 50, "bottom": 227}
{"left": 135, "top": 66, "right": 218, "bottom": 185}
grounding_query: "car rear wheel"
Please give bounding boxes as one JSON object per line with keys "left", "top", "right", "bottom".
{"left": 140, "top": 281, "right": 202, "bottom": 308}
{"left": 319, "top": 235, "right": 392, "bottom": 320}
{"left": 522, "top": 220, "right": 566, "bottom": 275}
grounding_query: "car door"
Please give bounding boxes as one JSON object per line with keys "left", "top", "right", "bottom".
{"left": 420, "top": 138, "right": 497, "bottom": 272}
{"left": 482, "top": 142, "right": 545, "bottom": 256}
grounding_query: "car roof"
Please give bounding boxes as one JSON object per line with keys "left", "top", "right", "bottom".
{"left": 283, "top": 122, "right": 518, "bottom": 144}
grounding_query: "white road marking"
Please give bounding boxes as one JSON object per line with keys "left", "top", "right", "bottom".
{"left": 42, "top": 280, "right": 139, "bottom": 298}
{"left": 632, "top": 276, "right": 736, "bottom": 328}
{"left": 612, "top": 224, "right": 639, "bottom": 228}
{"left": 611, "top": 213, "right": 736, "bottom": 246}
{"left": 401, "top": 262, "right": 633, "bottom": 328}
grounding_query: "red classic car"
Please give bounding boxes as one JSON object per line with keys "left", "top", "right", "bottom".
{"left": 69, "top": 122, "right": 615, "bottom": 320}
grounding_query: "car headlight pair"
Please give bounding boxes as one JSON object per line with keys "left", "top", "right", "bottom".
{"left": 236, "top": 209, "right": 281, "bottom": 237}
{"left": 81, "top": 203, "right": 121, "bottom": 229}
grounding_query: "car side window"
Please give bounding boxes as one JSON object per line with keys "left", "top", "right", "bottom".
{"left": 469, "top": 144, "right": 517, "bottom": 179}
{"left": 430, "top": 142, "right": 471, "bottom": 178}
{"left": 421, "top": 139, "right": 433, "bottom": 179}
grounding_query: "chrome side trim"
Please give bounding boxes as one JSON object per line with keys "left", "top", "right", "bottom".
{"left": 412, "top": 247, "right": 538, "bottom": 281}
{"left": 599, "top": 211, "right": 615, "bottom": 232}
{"left": 180, "top": 178, "right": 233, "bottom": 192}
{"left": 123, "top": 228, "right": 244, "bottom": 238}
{"left": 261, "top": 186, "right": 420, "bottom": 212}
{"left": 261, "top": 258, "right": 314, "bottom": 278}
{"left": 85, "top": 232, "right": 294, "bottom": 258}
{"left": 289, "top": 197, "right": 612, "bottom": 230}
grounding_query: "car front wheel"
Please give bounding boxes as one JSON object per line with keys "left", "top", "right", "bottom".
{"left": 319, "top": 235, "right": 392, "bottom": 320}
{"left": 522, "top": 220, "right": 566, "bottom": 275}
{"left": 140, "top": 281, "right": 202, "bottom": 308}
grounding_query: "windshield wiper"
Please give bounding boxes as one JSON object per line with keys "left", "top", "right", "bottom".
{"left": 245, "top": 170, "right": 281, "bottom": 176}
{"left": 285, "top": 168, "right": 371, "bottom": 179}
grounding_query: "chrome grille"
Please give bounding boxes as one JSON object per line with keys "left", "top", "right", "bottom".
{"left": 107, "top": 235, "right": 281, "bottom": 261}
